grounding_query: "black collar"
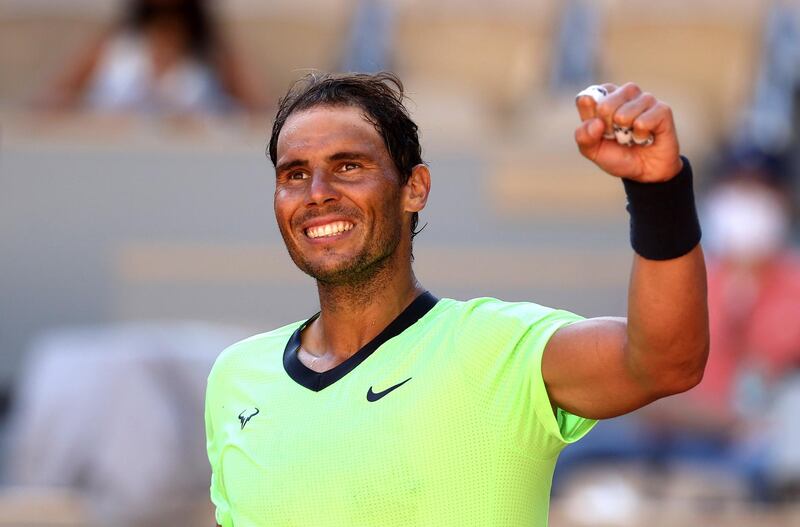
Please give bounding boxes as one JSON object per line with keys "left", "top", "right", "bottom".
{"left": 282, "top": 291, "right": 439, "bottom": 392}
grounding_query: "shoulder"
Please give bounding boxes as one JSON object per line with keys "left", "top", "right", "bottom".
{"left": 207, "top": 320, "right": 304, "bottom": 388}
{"left": 432, "top": 297, "right": 583, "bottom": 354}
{"left": 437, "top": 296, "right": 579, "bottom": 330}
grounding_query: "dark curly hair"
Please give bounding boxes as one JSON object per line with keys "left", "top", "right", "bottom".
{"left": 268, "top": 72, "right": 425, "bottom": 239}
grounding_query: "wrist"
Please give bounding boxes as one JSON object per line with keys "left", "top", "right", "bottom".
{"left": 669, "top": 156, "right": 684, "bottom": 181}
{"left": 622, "top": 156, "right": 701, "bottom": 260}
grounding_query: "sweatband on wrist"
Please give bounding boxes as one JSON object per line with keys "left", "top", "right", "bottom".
{"left": 622, "top": 156, "right": 701, "bottom": 260}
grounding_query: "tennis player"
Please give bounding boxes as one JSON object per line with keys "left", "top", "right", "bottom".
{"left": 205, "top": 73, "right": 709, "bottom": 526}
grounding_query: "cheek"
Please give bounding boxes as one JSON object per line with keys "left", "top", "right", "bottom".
{"left": 273, "top": 188, "right": 295, "bottom": 222}
{"left": 374, "top": 185, "right": 405, "bottom": 228}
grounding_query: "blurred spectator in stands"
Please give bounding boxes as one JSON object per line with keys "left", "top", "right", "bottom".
{"left": 40, "top": 0, "right": 265, "bottom": 115}
{"left": 699, "top": 143, "right": 800, "bottom": 501}
{"left": 555, "top": 143, "right": 800, "bottom": 503}
{"left": 5, "top": 323, "right": 248, "bottom": 527}
{"left": 341, "top": 0, "right": 395, "bottom": 74}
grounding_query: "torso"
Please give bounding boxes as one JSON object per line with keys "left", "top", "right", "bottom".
{"left": 205, "top": 295, "right": 593, "bottom": 526}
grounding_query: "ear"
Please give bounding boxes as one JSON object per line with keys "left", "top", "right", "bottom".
{"left": 402, "top": 164, "right": 431, "bottom": 213}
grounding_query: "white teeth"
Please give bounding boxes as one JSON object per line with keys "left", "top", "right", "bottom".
{"left": 306, "top": 221, "right": 353, "bottom": 239}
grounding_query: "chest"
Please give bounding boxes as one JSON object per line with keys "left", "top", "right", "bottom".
{"left": 215, "top": 363, "right": 510, "bottom": 525}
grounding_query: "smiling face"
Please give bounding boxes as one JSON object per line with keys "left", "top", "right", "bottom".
{"left": 274, "top": 105, "right": 410, "bottom": 284}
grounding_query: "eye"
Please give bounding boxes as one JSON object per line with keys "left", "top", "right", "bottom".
{"left": 288, "top": 171, "right": 308, "bottom": 181}
{"left": 341, "top": 162, "right": 360, "bottom": 172}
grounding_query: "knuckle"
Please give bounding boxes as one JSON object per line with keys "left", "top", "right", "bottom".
{"left": 622, "top": 82, "right": 642, "bottom": 96}
{"left": 640, "top": 92, "right": 656, "bottom": 105}
{"left": 632, "top": 119, "right": 649, "bottom": 133}
{"left": 615, "top": 110, "right": 634, "bottom": 127}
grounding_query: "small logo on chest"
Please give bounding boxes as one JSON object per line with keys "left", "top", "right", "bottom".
{"left": 367, "top": 377, "right": 412, "bottom": 402}
{"left": 238, "top": 407, "right": 260, "bottom": 429}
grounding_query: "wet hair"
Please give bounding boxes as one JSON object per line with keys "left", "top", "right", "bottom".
{"left": 123, "top": 0, "right": 217, "bottom": 60}
{"left": 268, "top": 72, "right": 425, "bottom": 240}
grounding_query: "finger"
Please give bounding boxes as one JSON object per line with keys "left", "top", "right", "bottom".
{"left": 633, "top": 133, "right": 655, "bottom": 147}
{"left": 631, "top": 102, "right": 673, "bottom": 142}
{"left": 574, "top": 118, "right": 606, "bottom": 155}
{"left": 575, "top": 94, "right": 597, "bottom": 122}
{"left": 613, "top": 92, "right": 657, "bottom": 146}
{"left": 600, "top": 83, "right": 619, "bottom": 95}
{"left": 596, "top": 82, "right": 641, "bottom": 139}
{"left": 613, "top": 92, "right": 657, "bottom": 129}
{"left": 595, "top": 83, "right": 618, "bottom": 138}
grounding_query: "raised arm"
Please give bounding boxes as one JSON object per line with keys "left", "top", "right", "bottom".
{"left": 542, "top": 82, "right": 709, "bottom": 420}
{"left": 35, "top": 32, "right": 111, "bottom": 110}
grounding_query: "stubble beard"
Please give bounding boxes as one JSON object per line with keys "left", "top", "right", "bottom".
{"left": 280, "top": 213, "right": 403, "bottom": 291}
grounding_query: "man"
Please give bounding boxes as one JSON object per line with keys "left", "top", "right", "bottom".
{"left": 205, "top": 72, "right": 708, "bottom": 526}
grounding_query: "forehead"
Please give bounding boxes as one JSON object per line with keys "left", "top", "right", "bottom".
{"left": 276, "top": 105, "right": 388, "bottom": 161}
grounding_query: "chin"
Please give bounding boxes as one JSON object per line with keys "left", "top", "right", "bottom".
{"left": 302, "top": 262, "right": 370, "bottom": 285}
{"left": 283, "top": 226, "right": 403, "bottom": 285}
{"left": 301, "top": 262, "right": 350, "bottom": 283}
{"left": 299, "top": 250, "right": 396, "bottom": 286}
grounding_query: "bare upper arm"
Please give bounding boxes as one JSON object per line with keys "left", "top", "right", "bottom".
{"left": 542, "top": 317, "right": 664, "bottom": 420}
{"left": 41, "top": 31, "right": 111, "bottom": 108}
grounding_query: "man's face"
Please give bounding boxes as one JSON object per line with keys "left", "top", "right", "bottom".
{"left": 273, "top": 105, "right": 407, "bottom": 284}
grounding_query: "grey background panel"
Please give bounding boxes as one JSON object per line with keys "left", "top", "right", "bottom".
{"left": 1, "top": 142, "right": 630, "bottom": 386}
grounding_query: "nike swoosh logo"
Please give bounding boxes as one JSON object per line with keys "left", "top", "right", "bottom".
{"left": 367, "top": 377, "right": 412, "bottom": 402}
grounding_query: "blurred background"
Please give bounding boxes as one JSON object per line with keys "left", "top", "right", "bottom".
{"left": 1, "top": 0, "right": 800, "bottom": 525}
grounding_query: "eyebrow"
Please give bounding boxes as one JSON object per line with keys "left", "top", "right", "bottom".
{"left": 275, "top": 152, "right": 372, "bottom": 174}
{"left": 275, "top": 159, "right": 307, "bottom": 174}
{"left": 328, "top": 152, "right": 371, "bottom": 163}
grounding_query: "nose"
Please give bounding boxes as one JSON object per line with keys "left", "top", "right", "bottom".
{"left": 306, "top": 169, "right": 340, "bottom": 206}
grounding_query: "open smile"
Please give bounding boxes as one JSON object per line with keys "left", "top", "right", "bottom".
{"left": 304, "top": 220, "right": 355, "bottom": 240}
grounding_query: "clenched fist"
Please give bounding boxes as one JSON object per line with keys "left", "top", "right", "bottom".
{"left": 575, "top": 82, "right": 683, "bottom": 183}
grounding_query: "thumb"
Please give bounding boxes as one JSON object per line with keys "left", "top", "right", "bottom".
{"left": 575, "top": 118, "right": 605, "bottom": 152}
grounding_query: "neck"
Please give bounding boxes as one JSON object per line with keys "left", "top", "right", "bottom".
{"left": 306, "top": 249, "right": 425, "bottom": 364}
